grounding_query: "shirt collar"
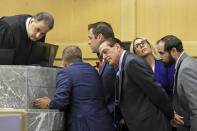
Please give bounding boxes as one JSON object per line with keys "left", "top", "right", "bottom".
{"left": 26, "top": 17, "right": 31, "bottom": 35}
{"left": 117, "top": 50, "right": 126, "bottom": 77}
{"left": 175, "top": 51, "right": 184, "bottom": 69}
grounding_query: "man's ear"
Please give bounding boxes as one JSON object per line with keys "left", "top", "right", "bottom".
{"left": 170, "top": 48, "right": 177, "bottom": 57}
{"left": 97, "top": 33, "right": 104, "bottom": 41}
{"left": 63, "top": 61, "right": 68, "bottom": 67}
{"left": 29, "top": 18, "right": 35, "bottom": 24}
{"left": 115, "top": 43, "right": 121, "bottom": 49}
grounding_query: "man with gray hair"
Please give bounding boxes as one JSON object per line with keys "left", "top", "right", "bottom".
{"left": 0, "top": 12, "right": 54, "bottom": 64}
{"left": 34, "top": 45, "right": 114, "bottom": 131}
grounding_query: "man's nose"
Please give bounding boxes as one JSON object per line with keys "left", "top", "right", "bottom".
{"left": 36, "top": 32, "right": 42, "bottom": 39}
{"left": 88, "top": 40, "right": 91, "bottom": 45}
{"left": 102, "top": 54, "right": 107, "bottom": 60}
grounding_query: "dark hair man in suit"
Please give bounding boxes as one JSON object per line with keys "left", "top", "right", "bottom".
{"left": 98, "top": 38, "right": 184, "bottom": 131}
{"left": 34, "top": 45, "right": 114, "bottom": 131}
{"left": 88, "top": 22, "right": 116, "bottom": 115}
{"left": 88, "top": 22, "right": 114, "bottom": 53}
{"left": 0, "top": 12, "right": 54, "bottom": 64}
{"left": 157, "top": 35, "right": 197, "bottom": 131}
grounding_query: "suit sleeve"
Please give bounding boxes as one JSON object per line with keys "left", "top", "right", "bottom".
{"left": 181, "top": 67, "right": 197, "bottom": 131}
{"left": 49, "top": 69, "right": 72, "bottom": 109}
{"left": 126, "top": 59, "right": 174, "bottom": 120}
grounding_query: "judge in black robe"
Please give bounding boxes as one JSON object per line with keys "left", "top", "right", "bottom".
{"left": 0, "top": 13, "right": 52, "bottom": 65}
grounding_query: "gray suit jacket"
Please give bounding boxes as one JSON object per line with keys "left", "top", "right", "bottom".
{"left": 173, "top": 53, "right": 197, "bottom": 131}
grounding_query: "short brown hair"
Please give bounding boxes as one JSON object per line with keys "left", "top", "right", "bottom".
{"left": 157, "top": 35, "right": 183, "bottom": 52}
{"left": 62, "top": 45, "right": 82, "bottom": 64}
{"left": 88, "top": 22, "right": 114, "bottom": 39}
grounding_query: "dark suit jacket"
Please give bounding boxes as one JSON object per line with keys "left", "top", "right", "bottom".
{"left": 99, "top": 61, "right": 117, "bottom": 113}
{"left": 173, "top": 53, "right": 197, "bottom": 131}
{"left": 119, "top": 51, "right": 174, "bottom": 131}
{"left": 0, "top": 15, "right": 45, "bottom": 64}
{"left": 49, "top": 60, "right": 114, "bottom": 131}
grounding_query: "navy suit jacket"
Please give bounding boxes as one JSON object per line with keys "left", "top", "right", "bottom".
{"left": 49, "top": 60, "right": 114, "bottom": 131}
{"left": 99, "top": 61, "right": 116, "bottom": 113}
{"left": 119, "top": 51, "right": 174, "bottom": 131}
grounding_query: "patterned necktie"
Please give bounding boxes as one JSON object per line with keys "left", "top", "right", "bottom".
{"left": 98, "top": 57, "right": 103, "bottom": 72}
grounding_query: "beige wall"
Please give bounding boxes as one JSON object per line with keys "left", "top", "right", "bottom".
{"left": 136, "top": 0, "right": 197, "bottom": 60}
{"left": 0, "top": 0, "right": 196, "bottom": 66}
{"left": 136, "top": 0, "right": 197, "bottom": 41}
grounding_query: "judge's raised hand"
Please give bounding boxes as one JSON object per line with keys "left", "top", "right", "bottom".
{"left": 34, "top": 97, "right": 51, "bottom": 109}
{"left": 170, "top": 112, "right": 184, "bottom": 127}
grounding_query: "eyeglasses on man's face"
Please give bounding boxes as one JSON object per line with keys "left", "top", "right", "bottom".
{"left": 134, "top": 40, "right": 148, "bottom": 49}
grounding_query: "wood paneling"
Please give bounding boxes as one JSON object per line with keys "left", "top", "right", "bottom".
{"left": 0, "top": 0, "right": 197, "bottom": 65}
{"left": 136, "top": 0, "right": 197, "bottom": 41}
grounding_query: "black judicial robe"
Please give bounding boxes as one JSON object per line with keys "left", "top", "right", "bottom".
{"left": 0, "top": 15, "right": 45, "bottom": 65}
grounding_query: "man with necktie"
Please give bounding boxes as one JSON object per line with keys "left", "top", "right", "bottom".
{"left": 88, "top": 22, "right": 116, "bottom": 115}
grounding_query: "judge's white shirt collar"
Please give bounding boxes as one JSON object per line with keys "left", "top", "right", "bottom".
{"left": 25, "top": 17, "right": 31, "bottom": 35}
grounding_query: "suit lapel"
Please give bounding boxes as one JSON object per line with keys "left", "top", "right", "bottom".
{"left": 118, "top": 51, "right": 128, "bottom": 100}
{"left": 174, "top": 52, "right": 187, "bottom": 93}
